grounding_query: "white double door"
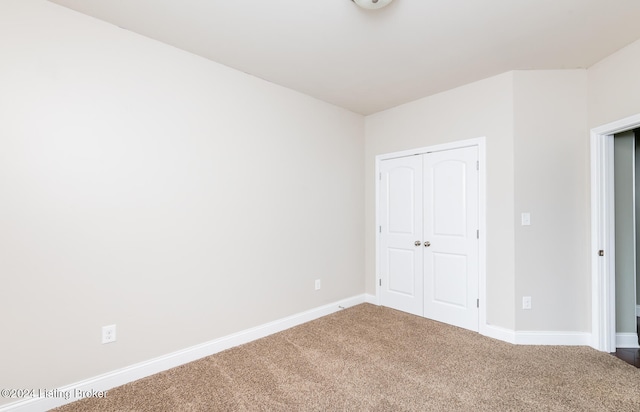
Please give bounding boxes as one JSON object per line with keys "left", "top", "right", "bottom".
{"left": 379, "top": 146, "right": 479, "bottom": 332}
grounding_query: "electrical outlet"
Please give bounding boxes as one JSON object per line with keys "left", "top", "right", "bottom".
{"left": 521, "top": 213, "right": 531, "bottom": 226}
{"left": 102, "top": 324, "right": 117, "bottom": 344}
{"left": 315, "top": 279, "right": 321, "bottom": 290}
{"left": 522, "top": 296, "right": 532, "bottom": 310}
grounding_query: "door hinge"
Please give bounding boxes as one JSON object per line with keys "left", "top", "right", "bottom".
{"left": 379, "top": 226, "right": 382, "bottom": 233}
{"left": 477, "top": 298, "right": 479, "bottom": 308}
{"left": 379, "top": 279, "right": 382, "bottom": 286}
{"left": 476, "top": 160, "right": 479, "bottom": 171}
{"left": 379, "top": 172, "right": 382, "bottom": 181}
{"left": 476, "top": 229, "right": 479, "bottom": 239}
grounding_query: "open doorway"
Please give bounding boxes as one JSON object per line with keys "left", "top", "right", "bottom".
{"left": 591, "top": 113, "right": 640, "bottom": 355}
{"left": 612, "top": 128, "right": 640, "bottom": 367}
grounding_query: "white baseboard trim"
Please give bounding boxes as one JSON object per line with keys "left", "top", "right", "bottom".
{"left": 514, "top": 331, "right": 591, "bottom": 346}
{"left": 474, "top": 325, "right": 592, "bottom": 347}
{"left": 364, "top": 293, "right": 377, "bottom": 304}
{"left": 367, "top": 306, "right": 589, "bottom": 348}
{"left": 481, "top": 324, "right": 516, "bottom": 344}
{"left": 0, "top": 295, "right": 368, "bottom": 412}
{"left": 616, "top": 333, "right": 640, "bottom": 349}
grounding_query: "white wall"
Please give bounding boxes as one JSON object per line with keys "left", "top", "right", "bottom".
{"left": 365, "top": 73, "right": 516, "bottom": 329}
{"left": 365, "top": 70, "right": 594, "bottom": 334}
{"left": 0, "top": 0, "right": 364, "bottom": 402}
{"left": 588, "top": 38, "right": 640, "bottom": 128}
{"left": 513, "top": 70, "right": 590, "bottom": 332}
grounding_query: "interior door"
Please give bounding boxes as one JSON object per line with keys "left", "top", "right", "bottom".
{"left": 379, "top": 155, "right": 424, "bottom": 316}
{"left": 423, "top": 146, "right": 479, "bottom": 331}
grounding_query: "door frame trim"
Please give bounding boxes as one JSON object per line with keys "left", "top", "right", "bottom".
{"left": 375, "top": 137, "right": 487, "bottom": 333}
{"left": 591, "top": 113, "right": 640, "bottom": 352}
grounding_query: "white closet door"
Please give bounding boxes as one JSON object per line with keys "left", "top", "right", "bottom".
{"left": 379, "top": 156, "right": 424, "bottom": 316}
{"left": 423, "top": 146, "right": 479, "bottom": 331}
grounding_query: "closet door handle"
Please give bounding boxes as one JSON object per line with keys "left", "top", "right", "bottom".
{"left": 424, "top": 241, "right": 431, "bottom": 247}
{"left": 414, "top": 241, "right": 421, "bottom": 246}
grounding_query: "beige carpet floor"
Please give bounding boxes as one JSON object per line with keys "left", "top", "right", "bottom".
{"left": 53, "top": 304, "right": 640, "bottom": 411}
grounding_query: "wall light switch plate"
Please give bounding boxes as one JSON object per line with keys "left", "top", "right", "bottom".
{"left": 521, "top": 213, "right": 531, "bottom": 226}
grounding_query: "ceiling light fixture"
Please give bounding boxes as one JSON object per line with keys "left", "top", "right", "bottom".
{"left": 351, "top": 0, "right": 394, "bottom": 10}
